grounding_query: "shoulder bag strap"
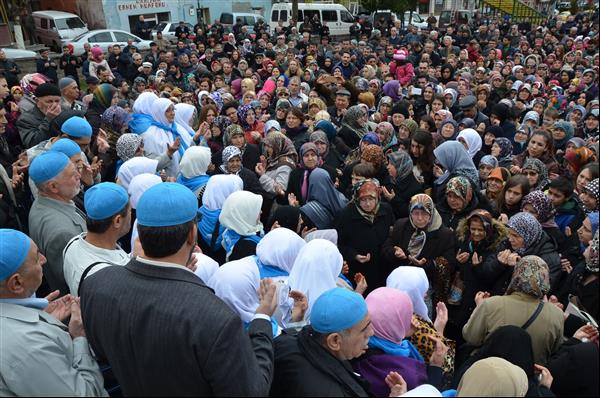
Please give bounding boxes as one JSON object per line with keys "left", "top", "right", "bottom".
{"left": 521, "top": 301, "right": 545, "bottom": 330}
{"left": 78, "top": 261, "right": 112, "bottom": 297}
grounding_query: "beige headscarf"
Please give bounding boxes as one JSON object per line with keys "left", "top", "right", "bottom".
{"left": 457, "top": 357, "right": 528, "bottom": 397}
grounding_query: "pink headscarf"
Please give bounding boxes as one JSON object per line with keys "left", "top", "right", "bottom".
{"left": 436, "top": 109, "right": 453, "bottom": 122}
{"left": 262, "top": 78, "right": 276, "bottom": 95}
{"left": 365, "top": 287, "right": 413, "bottom": 344}
{"left": 91, "top": 47, "right": 103, "bottom": 62}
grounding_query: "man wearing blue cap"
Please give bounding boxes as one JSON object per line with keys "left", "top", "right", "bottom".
{"left": 26, "top": 115, "right": 93, "bottom": 162}
{"left": 28, "top": 151, "right": 86, "bottom": 296}
{"left": 80, "top": 183, "right": 278, "bottom": 396}
{"left": 63, "top": 182, "right": 131, "bottom": 295}
{"left": 0, "top": 229, "right": 107, "bottom": 395}
{"left": 26, "top": 116, "right": 95, "bottom": 199}
{"left": 271, "top": 287, "right": 374, "bottom": 396}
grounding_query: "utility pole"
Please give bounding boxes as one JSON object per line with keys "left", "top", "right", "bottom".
{"left": 292, "top": 0, "right": 299, "bottom": 23}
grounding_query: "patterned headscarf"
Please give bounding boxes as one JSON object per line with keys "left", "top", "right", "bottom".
{"left": 522, "top": 191, "right": 556, "bottom": 226}
{"left": 507, "top": 212, "right": 544, "bottom": 255}
{"left": 494, "top": 137, "right": 513, "bottom": 163}
{"left": 223, "top": 124, "right": 244, "bottom": 146}
{"left": 586, "top": 231, "right": 599, "bottom": 273}
{"left": 564, "top": 147, "right": 594, "bottom": 174}
{"left": 376, "top": 122, "right": 395, "bottom": 147}
{"left": 263, "top": 132, "right": 298, "bottom": 170}
{"left": 522, "top": 158, "right": 549, "bottom": 190}
{"left": 213, "top": 116, "right": 232, "bottom": 134}
{"left": 209, "top": 91, "right": 224, "bottom": 113}
{"left": 92, "top": 83, "right": 116, "bottom": 110}
{"left": 583, "top": 178, "right": 599, "bottom": 212}
{"left": 506, "top": 255, "right": 550, "bottom": 299}
{"left": 341, "top": 105, "right": 369, "bottom": 139}
{"left": 387, "top": 150, "right": 413, "bottom": 181}
{"left": 101, "top": 105, "right": 131, "bottom": 133}
{"left": 479, "top": 155, "right": 499, "bottom": 169}
{"left": 352, "top": 179, "right": 381, "bottom": 223}
{"left": 20, "top": 73, "right": 49, "bottom": 97}
{"left": 237, "top": 104, "right": 253, "bottom": 130}
{"left": 116, "top": 133, "right": 143, "bottom": 162}
{"left": 361, "top": 144, "right": 385, "bottom": 169}
{"left": 446, "top": 176, "right": 474, "bottom": 208}
{"left": 221, "top": 145, "right": 242, "bottom": 174}
{"left": 407, "top": 194, "right": 443, "bottom": 257}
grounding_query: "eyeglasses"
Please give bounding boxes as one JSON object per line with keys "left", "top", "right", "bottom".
{"left": 522, "top": 171, "right": 538, "bottom": 177}
{"left": 278, "top": 93, "right": 290, "bottom": 97}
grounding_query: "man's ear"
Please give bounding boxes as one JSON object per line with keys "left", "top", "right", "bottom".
{"left": 325, "top": 332, "right": 343, "bottom": 353}
{"left": 187, "top": 223, "right": 197, "bottom": 246}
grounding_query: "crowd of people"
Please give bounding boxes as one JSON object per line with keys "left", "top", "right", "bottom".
{"left": 0, "top": 7, "right": 598, "bottom": 397}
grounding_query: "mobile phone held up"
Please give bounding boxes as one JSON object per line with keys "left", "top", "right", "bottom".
{"left": 412, "top": 87, "right": 422, "bottom": 96}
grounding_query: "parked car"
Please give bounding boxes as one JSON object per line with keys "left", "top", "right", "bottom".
{"left": 401, "top": 12, "right": 429, "bottom": 29}
{"left": 66, "top": 30, "right": 153, "bottom": 56}
{"left": 269, "top": 3, "right": 355, "bottom": 36}
{"left": 0, "top": 48, "right": 38, "bottom": 60}
{"left": 152, "top": 22, "right": 196, "bottom": 43}
{"left": 32, "top": 10, "right": 89, "bottom": 51}
{"left": 220, "top": 12, "right": 268, "bottom": 35}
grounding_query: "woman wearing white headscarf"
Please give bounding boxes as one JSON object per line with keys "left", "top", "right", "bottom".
{"left": 177, "top": 146, "right": 211, "bottom": 199}
{"left": 255, "top": 228, "right": 306, "bottom": 281}
{"left": 127, "top": 173, "right": 162, "bottom": 254}
{"left": 287, "top": 239, "right": 343, "bottom": 322}
{"left": 219, "top": 190, "right": 264, "bottom": 261}
{"left": 174, "top": 103, "right": 200, "bottom": 145}
{"left": 141, "top": 98, "right": 193, "bottom": 177}
{"left": 208, "top": 256, "right": 263, "bottom": 325}
{"left": 387, "top": 265, "right": 456, "bottom": 379}
{"left": 457, "top": 128, "right": 484, "bottom": 166}
{"left": 129, "top": 91, "right": 159, "bottom": 135}
{"left": 208, "top": 254, "right": 302, "bottom": 336}
{"left": 197, "top": 174, "right": 243, "bottom": 263}
{"left": 387, "top": 266, "right": 431, "bottom": 322}
{"left": 116, "top": 157, "right": 159, "bottom": 190}
{"left": 208, "top": 258, "right": 258, "bottom": 320}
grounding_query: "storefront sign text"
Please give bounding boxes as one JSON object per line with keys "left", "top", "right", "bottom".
{"left": 117, "top": 0, "right": 167, "bottom": 11}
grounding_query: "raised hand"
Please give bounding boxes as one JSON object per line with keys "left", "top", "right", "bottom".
{"left": 428, "top": 335, "right": 449, "bottom": 368}
{"left": 433, "top": 302, "right": 448, "bottom": 335}
{"left": 385, "top": 372, "right": 407, "bottom": 397}
{"left": 255, "top": 279, "right": 278, "bottom": 317}
{"left": 354, "top": 272, "right": 368, "bottom": 295}
{"left": 289, "top": 290, "right": 308, "bottom": 322}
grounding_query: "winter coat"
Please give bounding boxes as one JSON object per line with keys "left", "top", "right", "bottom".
{"left": 335, "top": 202, "right": 396, "bottom": 292}
{"left": 389, "top": 62, "right": 414, "bottom": 86}
{"left": 386, "top": 172, "right": 424, "bottom": 219}
{"left": 478, "top": 232, "right": 561, "bottom": 296}
{"left": 382, "top": 218, "right": 456, "bottom": 282}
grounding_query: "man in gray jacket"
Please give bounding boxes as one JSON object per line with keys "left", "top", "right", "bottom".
{"left": 28, "top": 151, "right": 86, "bottom": 296}
{"left": 16, "top": 83, "right": 62, "bottom": 148}
{"left": 0, "top": 229, "right": 106, "bottom": 396}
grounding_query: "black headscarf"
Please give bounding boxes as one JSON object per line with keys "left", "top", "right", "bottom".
{"left": 267, "top": 205, "right": 301, "bottom": 233}
{"left": 453, "top": 326, "right": 535, "bottom": 389}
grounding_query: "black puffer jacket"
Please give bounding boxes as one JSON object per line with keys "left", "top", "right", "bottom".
{"left": 478, "top": 232, "right": 561, "bottom": 296}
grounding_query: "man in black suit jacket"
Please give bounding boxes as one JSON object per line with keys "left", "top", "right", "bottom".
{"left": 80, "top": 183, "right": 277, "bottom": 396}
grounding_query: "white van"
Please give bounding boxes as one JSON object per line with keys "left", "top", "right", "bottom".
{"left": 32, "top": 11, "right": 88, "bottom": 51}
{"left": 269, "top": 3, "right": 355, "bottom": 36}
{"left": 219, "top": 12, "right": 268, "bottom": 35}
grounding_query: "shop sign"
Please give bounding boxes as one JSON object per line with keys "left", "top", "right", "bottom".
{"left": 117, "top": 0, "right": 167, "bottom": 12}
